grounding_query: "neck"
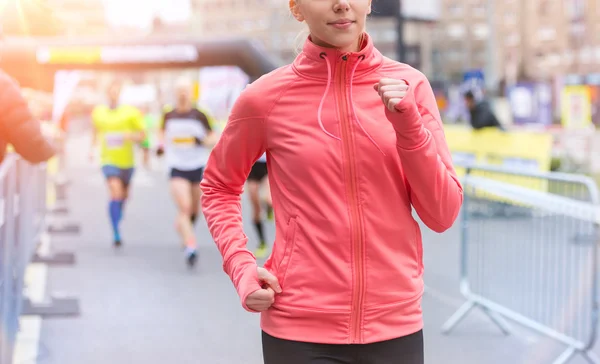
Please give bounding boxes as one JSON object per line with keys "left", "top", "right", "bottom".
{"left": 338, "top": 39, "right": 361, "bottom": 53}
{"left": 310, "top": 33, "right": 364, "bottom": 53}
{"left": 176, "top": 102, "right": 191, "bottom": 112}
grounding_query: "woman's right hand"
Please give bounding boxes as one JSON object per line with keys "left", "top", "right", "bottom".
{"left": 245, "top": 267, "right": 282, "bottom": 312}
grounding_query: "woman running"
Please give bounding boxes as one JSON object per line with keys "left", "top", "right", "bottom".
{"left": 201, "top": 0, "right": 463, "bottom": 362}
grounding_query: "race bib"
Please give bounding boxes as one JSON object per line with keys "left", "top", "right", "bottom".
{"left": 172, "top": 136, "right": 196, "bottom": 146}
{"left": 104, "top": 133, "right": 125, "bottom": 149}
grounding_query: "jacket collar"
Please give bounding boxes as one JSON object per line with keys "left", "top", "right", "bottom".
{"left": 292, "top": 32, "right": 383, "bottom": 81}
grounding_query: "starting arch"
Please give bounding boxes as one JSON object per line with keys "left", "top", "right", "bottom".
{"left": 0, "top": 35, "right": 280, "bottom": 91}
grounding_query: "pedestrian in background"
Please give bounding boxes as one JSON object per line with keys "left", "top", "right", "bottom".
{"left": 464, "top": 90, "right": 505, "bottom": 131}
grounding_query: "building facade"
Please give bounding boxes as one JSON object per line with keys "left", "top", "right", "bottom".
{"left": 433, "top": 0, "right": 600, "bottom": 87}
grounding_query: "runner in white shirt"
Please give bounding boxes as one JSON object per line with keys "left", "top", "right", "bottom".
{"left": 157, "top": 79, "right": 214, "bottom": 268}
{"left": 247, "top": 151, "right": 273, "bottom": 258}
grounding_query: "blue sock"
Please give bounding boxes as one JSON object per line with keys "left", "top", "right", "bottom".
{"left": 109, "top": 200, "right": 124, "bottom": 241}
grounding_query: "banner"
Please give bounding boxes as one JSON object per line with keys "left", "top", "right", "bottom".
{"left": 507, "top": 82, "right": 553, "bottom": 126}
{"left": 444, "top": 125, "right": 553, "bottom": 173}
{"left": 589, "top": 85, "right": 600, "bottom": 126}
{"left": 52, "top": 70, "right": 81, "bottom": 127}
{"left": 444, "top": 84, "right": 469, "bottom": 123}
{"left": 37, "top": 45, "right": 198, "bottom": 65}
{"left": 444, "top": 125, "right": 554, "bottom": 197}
{"left": 119, "top": 83, "right": 157, "bottom": 106}
{"left": 198, "top": 66, "right": 249, "bottom": 132}
{"left": 561, "top": 85, "right": 593, "bottom": 129}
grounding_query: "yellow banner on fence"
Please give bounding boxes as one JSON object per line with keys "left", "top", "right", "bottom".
{"left": 561, "top": 85, "right": 593, "bottom": 130}
{"left": 443, "top": 125, "right": 554, "bottom": 199}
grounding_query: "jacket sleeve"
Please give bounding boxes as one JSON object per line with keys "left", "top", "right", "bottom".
{"left": 0, "top": 73, "right": 55, "bottom": 163}
{"left": 200, "top": 89, "right": 266, "bottom": 312}
{"left": 386, "top": 74, "right": 463, "bottom": 233}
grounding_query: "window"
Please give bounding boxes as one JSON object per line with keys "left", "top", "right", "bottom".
{"left": 569, "top": 23, "right": 586, "bottom": 45}
{"left": 580, "top": 47, "right": 593, "bottom": 64}
{"left": 447, "top": 24, "right": 466, "bottom": 38}
{"left": 567, "top": 0, "right": 586, "bottom": 20}
{"left": 242, "top": 20, "right": 254, "bottom": 31}
{"left": 563, "top": 51, "right": 575, "bottom": 65}
{"left": 472, "top": 24, "right": 489, "bottom": 39}
{"left": 538, "top": 0, "right": 550, "bottom": 15}
{"left": 537, "top": 27, "right": 557, "bottom": 41}
{"left": 382, "top": 29, "right": 397, "bottom": 42}
{"left": 505, "top": 33, "right": 520, "bottom": 46}
{"left": 504, "top": 12, "right": 517, "bottom": 26}
{"left": 472, "top": 4, "right": 486, "bottom": 17}
{"left": 475, "top": 51, "right": 487, "bottom": 65}
{"left": 448, "top": 3, "right": 463, "bottom": 16}
{"left": 446, "top": 50, "right": 464, "bottom": 63}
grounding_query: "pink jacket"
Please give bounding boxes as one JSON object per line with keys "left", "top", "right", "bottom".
{"left": 201, "top": 33, "right": 463, "bottom": 345}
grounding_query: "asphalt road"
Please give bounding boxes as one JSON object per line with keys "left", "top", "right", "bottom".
{"left": 29, "top": 131, "right": 600, "bottom": 364}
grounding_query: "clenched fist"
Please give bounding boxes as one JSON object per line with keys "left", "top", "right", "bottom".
{"left": 245, "top": 267, "right": 282, "bottom": 312}
{"left": 374, "top": 78, "right": 427, "bottom": 149}
{"left": 373, "top": 78, "right": 410, "bottom": 113}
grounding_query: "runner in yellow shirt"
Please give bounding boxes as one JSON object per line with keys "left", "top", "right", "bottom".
{"left": 90, "top": 82, "right": 146, "bottom": 248}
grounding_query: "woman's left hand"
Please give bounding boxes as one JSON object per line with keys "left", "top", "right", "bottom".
{"left": 373, "top": 78, "right": 410, "bottom": 113}
{"left": 374, "top": 78, "right": 426, "bottom": 149}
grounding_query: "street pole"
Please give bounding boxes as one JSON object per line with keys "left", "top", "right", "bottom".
{"left": 485, "top": 0, "right": 498, "bottom": 94}
{"left": 395, "top": 0, "right": 405, "bottom": 62}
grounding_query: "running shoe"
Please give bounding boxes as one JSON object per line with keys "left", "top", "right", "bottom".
{"left": 185, "top": 247, "right": 198, "bottom": 268}
{"left": 255, "top": 241, "right": 269, "bottom": 259}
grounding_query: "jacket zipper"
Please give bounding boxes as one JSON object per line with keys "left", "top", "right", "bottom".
{"left": 336, "top": 54, "right": 365, "bottom": 343}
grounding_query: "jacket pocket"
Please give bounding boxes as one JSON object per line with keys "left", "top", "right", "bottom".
{"left": 277, "top": 216, "right": 298, "bottom": 288}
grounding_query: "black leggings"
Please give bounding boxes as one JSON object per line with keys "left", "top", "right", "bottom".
{"left": 262, "top": 330, "right": 424, "bottom": 364}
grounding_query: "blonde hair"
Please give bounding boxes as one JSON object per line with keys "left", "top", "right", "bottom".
{"left": 294, "top": 27, "right": 310, "bottom": 55}
{"left": 289, "top": 0, "right": 309, "bottom": 55}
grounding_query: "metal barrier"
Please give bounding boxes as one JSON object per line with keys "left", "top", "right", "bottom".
{"left": 0, "top": 154, "right": 80, "bottom": 364}
{"left": 45, "top": 154, "right": 80, "bottom": 237}
{"left": 0, "top": 155, "right": 47, "bottom": 363}
{"left": 441, "top": 164, "right": 600, "bottom": 364}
